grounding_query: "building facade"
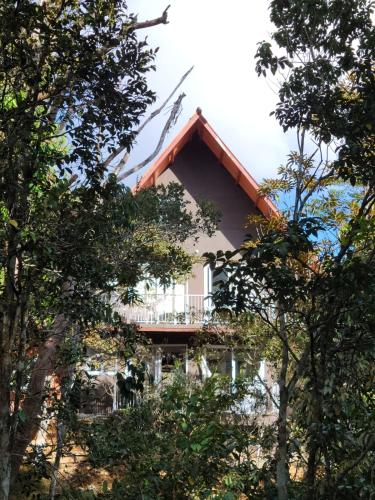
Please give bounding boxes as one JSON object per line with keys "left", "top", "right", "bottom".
{"left": 81, "top": 109, "right": 278, "bottom": 414}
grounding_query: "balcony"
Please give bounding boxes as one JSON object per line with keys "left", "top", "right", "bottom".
{"left": 115, "top": 294, "right": 212, "bottom": 325}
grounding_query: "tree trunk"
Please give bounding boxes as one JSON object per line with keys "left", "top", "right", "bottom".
{"left": 0, "top": 353, "right": 12, "bottom": 500}
{"left": 305, "top": 441, "right": 318, "bottom": 498}
{"left": 276, "top": 312, "right": 289, "bottom": 500}
{"left": 0, "top": 245, "right": 21, "bottom": 500}
{"left": 49, "top": 415, "right": 65, "bottom": 500}
{"left": 10, "top": 314, "right": 70, "bottom": 488}
{"left": 49, "top": 361, "right": 75, "bottom": 500}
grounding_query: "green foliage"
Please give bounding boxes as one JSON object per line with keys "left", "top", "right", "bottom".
{"left": 77, "top": 376, "right": 270, "bottom": 499}
{"left": 203, "top": 4, "right": 375, "bottom": 496}
{"left": 0, "top": 2, "right": 219, "bottom": 495}
{"left": 255, "top": 0, "right": 375, "bottom": 186}
{"left": 14, "top": 177, "right": 213, "bottom": 335}
{"left": 207, "top": 189, "right": 375, "bottom": 497}
{"left": 0, "top": 0, "right": 156, "bottom": 181}
{"left": 205, "top": 216, "right": 323, "bottom": 315}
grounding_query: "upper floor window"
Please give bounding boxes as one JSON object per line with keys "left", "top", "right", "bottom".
{"left": 204, "top": 265, "right": 229, "bottom": 297}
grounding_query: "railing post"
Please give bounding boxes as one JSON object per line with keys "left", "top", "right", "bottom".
{"left": 155, "top": 298, "right": 158, "bottom": 324}
{"left": 184, "top": 347, "right": 189, "bottom": 375}
{"left": 113, "top": 359, "right": 118, "bottom": 411}
{"left": 185, "top": 295, "right": 189, "bottom": 324}
{"left": 172, "top": 293, "right": 177, "bottom": 324}
{"left": 154, "top": 348, "right": 162, "bottom": 385}
{"left": 231, "top": 350, "right": 236, "bottom": 383}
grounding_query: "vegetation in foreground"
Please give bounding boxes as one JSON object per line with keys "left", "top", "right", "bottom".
{"left": 1, "top": 0, "right": 374, "bottom": 498}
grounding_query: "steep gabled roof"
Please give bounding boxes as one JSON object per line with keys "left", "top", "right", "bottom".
{"left": 135, "top": 109, "right": 278, "bottom": 219}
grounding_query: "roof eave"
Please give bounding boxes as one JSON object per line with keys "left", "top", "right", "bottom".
{"left": 133, "top": 110, "right": 278, "bottom": 219}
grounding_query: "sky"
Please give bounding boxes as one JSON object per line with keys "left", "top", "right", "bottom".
{"left": 123, "top": 0, "right": 294, "bottom": 188}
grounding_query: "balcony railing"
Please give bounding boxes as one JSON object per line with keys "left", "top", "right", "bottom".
{"left": 115, "top": 294, "right": 212, "bottom": 325}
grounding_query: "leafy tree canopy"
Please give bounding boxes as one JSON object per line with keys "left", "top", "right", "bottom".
{"left": 256, "top": 0, "right": 375, "bottom": 186}
{"left": 0, "top": 2, "right": 218, "bottom": 497}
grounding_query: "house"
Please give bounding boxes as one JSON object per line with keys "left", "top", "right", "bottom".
{"left": 81, "top": 109, "right": 278, "bottom": 414}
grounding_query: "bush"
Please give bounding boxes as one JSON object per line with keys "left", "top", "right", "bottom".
{"left": 77, "top": 375, "right": 271, "bottom": 499}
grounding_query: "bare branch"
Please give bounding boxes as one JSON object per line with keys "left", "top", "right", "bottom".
{"left": 117, "top": 93, "right": 185, "bottom": 182}
{"left": 97, "top": 5, "right": 170, "bottom": 59}
{"left": 131, "top": 5, "right": 170, "bottom": 31}
{"left": 112, "top": 152, "right": 129, "bottom": 176}
{"left": 44, "top": 7, "right": 171, "bottom": 117}
{"left": 136, "top": 65, "right": 193, "bottom": 137}
{"left": 255, "top": 373, "right": 279, "bottom": 410}
{"left": 102, "top": 66, "right": 193, "bottom": 171}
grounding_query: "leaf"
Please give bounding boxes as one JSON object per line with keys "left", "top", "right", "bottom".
{"left": 191, "top": 443, "right": 202, "bottom": 452}
{"left": 18, "top": 409, "right": 26, "bottom": 423}
{"left": 8, "top": 219, "right": 18, "bottom": 229}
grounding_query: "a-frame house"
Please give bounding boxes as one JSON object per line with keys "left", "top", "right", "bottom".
{"left": 81, "top": 109, "right": 278, "bottom": 413}
{"left": 122, "top": 109, "right": 278, "bottom": 384}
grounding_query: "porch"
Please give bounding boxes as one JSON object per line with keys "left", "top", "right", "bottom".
{"left": 78, "top": 346, "right": 278, "bottom": 418}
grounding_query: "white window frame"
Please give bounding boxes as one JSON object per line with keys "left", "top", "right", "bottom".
{"left": 151, "top": 344, "right": 188, "bottom": 385}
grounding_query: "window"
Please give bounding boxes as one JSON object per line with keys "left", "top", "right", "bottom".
{"left": 204, "top": 265, "right": 229, "bottom": 297}
{"left": 197, "top": 347, "right": 235, "bottom": 381}
{"left": 151, "top": 345, "right": 188, "bottom": 384}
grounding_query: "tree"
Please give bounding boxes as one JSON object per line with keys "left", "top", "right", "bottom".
{"left": 255, "top": 0, "right": 374, "bottom": 188}
{"left": 208, "top": 1, "right": 374, "bottom": 498}
{"left": 0, "top": 2, "right": 211, "bottom": 498}
{"left": 10, "top": 178, "right": 217, "bottom": 486}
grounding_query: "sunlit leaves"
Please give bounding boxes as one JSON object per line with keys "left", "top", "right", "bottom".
{"left": 255, "top": 0, "right": 375, "bottom": 186}
{"left": 78, "top": 376, "right": 266, "bottom": 498}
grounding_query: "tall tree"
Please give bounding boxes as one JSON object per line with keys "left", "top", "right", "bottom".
{"left": 208, "top": 1, "right": 374, "bottom": 498}
{"left": 0, "top": 2, "right": 206, "bottom": 498}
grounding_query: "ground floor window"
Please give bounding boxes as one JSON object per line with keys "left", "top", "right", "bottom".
{"left": 150, "top": 345, "right": 188, "bottom": 384}
{"left": 148, "top": 345, "right": 263, "bottom": 385}
{"left": 80, "top": 345, "right": 276, "bottom": 415}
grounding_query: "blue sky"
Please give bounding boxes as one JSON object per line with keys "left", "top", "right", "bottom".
{"left": 122, "top": 0, "right": 297, "bottom": 188}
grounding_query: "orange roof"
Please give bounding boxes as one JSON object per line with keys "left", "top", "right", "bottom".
{"left": 135, "top": 109, "right": 278, "bottom": 219}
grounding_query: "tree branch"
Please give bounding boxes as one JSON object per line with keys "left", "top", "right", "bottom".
{"left": 103, "top": 66, "right": 193, "bottom": 172}
{"left": 255, "top": 372, "right": 279, "bottom": 410}
{"left": 131, "top": 5, "right": 170, "bottom": 31}
{"left": 117, "top": 93, "right": 185, "bottom": 182}
{"left": 136, "top": 65, "right": 193, "bottom": 137}
{"left": 112, "top": 153, "right": 129, "bottom": 177}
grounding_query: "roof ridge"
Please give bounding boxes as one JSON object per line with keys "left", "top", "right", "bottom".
{"left": 134, "top": 110, "right": 278, "bottom": 219}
